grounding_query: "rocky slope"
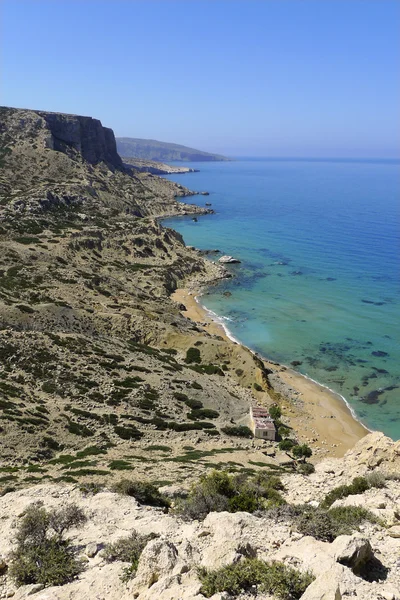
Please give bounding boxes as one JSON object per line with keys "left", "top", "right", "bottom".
{"left": 0, "top": 107, "right": 283, "bottom": 486}
{"left": 0, "top": 433, "right": 399, "bottom": 600}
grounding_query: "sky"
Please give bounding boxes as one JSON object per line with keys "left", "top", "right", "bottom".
{"left": 1, "top": 0, "right": 400, "bottom": 158}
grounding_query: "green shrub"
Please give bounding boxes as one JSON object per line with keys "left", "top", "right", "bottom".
{"left": 295, "top": 505, "right": 379, "bottom": 542}
{"left": 198, "top": 558, "right": 313, "bottom": 599}
{"left": 297, "top": 463, "right": 315, "bottom": 475}
{"left": 185, "top": 347, "right": 201, "bottom": 364}
{"left": 104, "top": 530, "right": 157, "bottom": 580}
{"left": 269, "top": 405, "right": 282, "bottom": 420}
{"left": 174, "top": 392, "right": 203, "bottom": 409}
{"left": 9, "top": 502, "right": 86, "bottom": 587}
{"left": 114, "top": 425, "right": 142, "bottom": 440}
{"left": 221, "top": 426, "right": 253, "bottom": 438}
{"left": 253, "top": 382, "right": 263, "bottom": 392}
{"left": 111, "top": 479, "right": 170, "bottom": 508}
{"left": 321, "top": 476, "right": 370, "bottom": 509}
{"left": 144, "top": 445, "right": 172, "bottom": 452}
{"left": 191, "top": 381, "right": 203, "bottom": 389}
{"left": 175, "top": 470, "right": 285, "bottom": 521}
{"left": 365, "top": 471, "right": 386, "bottom": 489}
{"left": 187, "top": 408, "right": 219, "bottom": 420}
{"left": 67, "top": 420, "right": 94, "bottom": 437}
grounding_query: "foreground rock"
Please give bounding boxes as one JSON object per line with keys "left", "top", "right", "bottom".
{"left": 0, "top": 434, "right": 399, "bottom": 599}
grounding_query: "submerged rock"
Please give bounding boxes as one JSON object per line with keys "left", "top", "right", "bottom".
{"left": 218, "top": 255, "right": 241, "bottom": 264}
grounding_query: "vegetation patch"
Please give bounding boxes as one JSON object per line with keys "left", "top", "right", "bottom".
{"left": 112, "top": 479, "right": 170, "bottom": 508}
{"left": 104, "top": 531, "right": 158, "bottom": 582}
{"left": 295, "top": 504, "right": 380, "bottom": 542}
{"left": 321, "top": 476, "right": 375, "bottom": 509}
{"left": 187, "top": 408, "right": 219, "bottom": 420}
{"left": 9, "top": 502, "right": 86, "bottom": 587}
{"left": 185, "top": 347, "right": 201, "bottom": 364}
{"left": 175, "top": 470, "right": 285, "bottom": 520}
{"left": 221, "top": 426, "right": 253, "bottom": 438}
{"left": 198, "top": 558, "right": 313, "bottom": 599}
{"left": 114, "top": 424, "right": 143, "bottom": 440}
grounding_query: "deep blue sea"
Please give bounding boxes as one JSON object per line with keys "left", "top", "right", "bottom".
{"left": 162, "top": 159, "right": 400, "bottom": 439}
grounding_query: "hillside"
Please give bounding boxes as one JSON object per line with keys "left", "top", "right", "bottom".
{"left": 116, "top": 137, "right": 229, "bottom": 162}
{"left": 0, "top": 106, "right": 281, "bottom": 483}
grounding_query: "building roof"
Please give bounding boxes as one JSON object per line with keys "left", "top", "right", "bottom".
{"left": 253, "top": 417, "right": 276, "bottom": 431}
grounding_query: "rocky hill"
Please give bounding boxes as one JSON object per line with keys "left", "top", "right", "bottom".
{"left": 116, "top": 137, "right": 229, "bottom": 162}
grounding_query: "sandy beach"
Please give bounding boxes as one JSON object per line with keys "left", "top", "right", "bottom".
{"left": 172, "top": 287, "right": 369, "bottom": 459}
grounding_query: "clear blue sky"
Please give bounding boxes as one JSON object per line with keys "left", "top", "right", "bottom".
{"left": 1, "top": 0, "right": 399, "bottom": 158}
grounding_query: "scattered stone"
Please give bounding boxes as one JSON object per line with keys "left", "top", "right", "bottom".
{"left": 85, "top": 542, "right": 99, "bottom": 558}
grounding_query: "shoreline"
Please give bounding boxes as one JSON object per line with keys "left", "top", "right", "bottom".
{"left": 172, "top": 285, "right": 369, "bottom": 459}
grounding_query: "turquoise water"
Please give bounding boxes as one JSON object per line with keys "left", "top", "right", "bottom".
{"left": 162, "top": 159, "right": 400, "bottom": 439}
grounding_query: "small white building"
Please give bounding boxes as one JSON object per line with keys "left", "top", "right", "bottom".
{"left": 250, "top": 406, "right": 276, "bottom": 441}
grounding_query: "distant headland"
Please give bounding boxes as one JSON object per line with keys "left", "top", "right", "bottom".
{"left": 116, "top": 136, "right": 230, "bottom": 162}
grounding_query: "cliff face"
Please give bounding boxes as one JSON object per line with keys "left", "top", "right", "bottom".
{"left": 0, "top": 106, "right": 122, "bottom": 169}
{"left": 36, "top": 110, "right": 123, "bottom": 169}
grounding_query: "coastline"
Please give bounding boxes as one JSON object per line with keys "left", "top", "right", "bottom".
{"left": 171, "top": 285, "right": 369, "bottom": 459}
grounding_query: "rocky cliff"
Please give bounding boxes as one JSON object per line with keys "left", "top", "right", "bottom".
{"left": 37, "top": 110, "right": 123, "bottom": 168}
{"left": 1, "top": 107, "right": 123, "bottom": 169}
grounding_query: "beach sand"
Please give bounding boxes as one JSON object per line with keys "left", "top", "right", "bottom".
{"left": 172, "top": 287, "right": 369, "bottom": 459}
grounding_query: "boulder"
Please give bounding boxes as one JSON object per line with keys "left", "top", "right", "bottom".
{"left": 85, "top": 542, "right": 99, "bottom": 558}
{"left": 333, "top": 534, "right": 373, "bottom": 575}
{"left": 300, "top": 574, "right": 342, "bottom": 599}
{"left": 387, "top": 525, "right": 400, "bottom": 538}
{"left": 0, "top": 556, "right": 8, "bottom": 575}
{"left": 134, "top": 539, "right": 179, "bottom": 588}
{"left": 218, "top": 255, "right": 241, "bottom": 264}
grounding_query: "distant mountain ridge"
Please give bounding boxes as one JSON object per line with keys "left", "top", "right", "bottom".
{"left": 116, "top": 137, "right": 229, "bottom": 162}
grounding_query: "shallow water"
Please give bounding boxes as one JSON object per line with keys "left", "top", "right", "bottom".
{"left": 162, "top": 158, "right": 400, "bottom": 439}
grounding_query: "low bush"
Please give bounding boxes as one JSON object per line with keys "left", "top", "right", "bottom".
{"left": 198, "top": 558, "right": 313, "bottom": 599}
{"left": 112, "top": 479, "right": 170, "bottom": 508}
{"left": 297, "top": 462, "right": 315, "bottom": 475}
{"left": 9, "top": 502, "right": 86, "bottom": 587}
{"left": 104, "top": 530, "right": 157, "bottom": 581}
{"left": 221, "top": 425, "right": 253, "bottom": 438}
{"left": 321, "top": 476, "right": 370, "bottom": 509}
{"left": 191, "top": 381, "right": 203, "bottom": 390}
{"left": 174, "top": 392, "right": 203, "bottom": 410}
{"left": 187, "top": 408, "right": 219, "bottom": 420}
{"left": 365, "top": 471, "right": 386, "bottom": 489}
{"left": 113, "top": 424, "right": 143, "bottom": 440}
{"left": 175, "top": 470, "right": 285, "bottom": 521}
{"left": 295, "top": 505, "right": 379, "bottom": 542}
{"left": 185, "top": 347, "right": 201, "bottom": 364}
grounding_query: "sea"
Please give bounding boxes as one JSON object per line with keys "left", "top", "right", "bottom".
{"left": 162, "top": 158, "right": 400, "bottom": 440}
